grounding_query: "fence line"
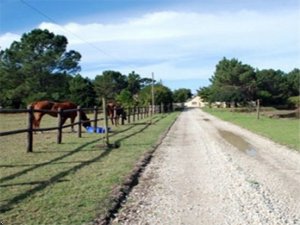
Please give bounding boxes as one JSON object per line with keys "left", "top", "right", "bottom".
{"left": 0, "top": 104, "right": 166, "bottom": 153}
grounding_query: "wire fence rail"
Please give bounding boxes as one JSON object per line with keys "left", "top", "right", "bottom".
{"left": 0, "top": 102, "right": 164, "bottom": 153}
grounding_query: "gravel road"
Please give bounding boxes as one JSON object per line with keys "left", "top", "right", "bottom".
{"left": 112, "top": 108, "right": 300, "bottom": 225}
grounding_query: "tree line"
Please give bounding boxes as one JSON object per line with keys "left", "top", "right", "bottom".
{"left": 2, "top": 29, "right": 298, "bottom": 109}
{"left": 0, "top": 29, "right": 192, "bottom": 109}
{"left": 198, "top": 58, "right": 299, "bottom": 108}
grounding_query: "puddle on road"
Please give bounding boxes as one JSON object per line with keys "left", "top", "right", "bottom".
{"left": 218, "top": 130, "right": 257, "bottom": 157}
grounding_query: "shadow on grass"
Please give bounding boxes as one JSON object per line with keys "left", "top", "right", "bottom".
{"left": 0, "top": 114, "right": 166, "bottom": 213}
{"left": 111, "top": 116, "right": 162, "bottom": 141}
{"left": 0, "top": 147, "right": 114, "bottom": 213}
{"left": 0, "top": 179, "right": 69, "bottom": 187}
{"left": 0, "top": 138, "right": 102, "bottom": 183}
{"left": 0, "top": 123, "right": 145, "bottom": 181}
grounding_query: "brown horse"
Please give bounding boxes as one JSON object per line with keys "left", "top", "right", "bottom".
{"left": 29, "top": 100, "right": 91, "bottom": 132}
{"left": 107, "top": 102, "right": 127, "bottom": 126}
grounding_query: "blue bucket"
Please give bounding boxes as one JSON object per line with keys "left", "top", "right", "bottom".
{"left": 85, "top": 126, "right": 110, "bottom": 133}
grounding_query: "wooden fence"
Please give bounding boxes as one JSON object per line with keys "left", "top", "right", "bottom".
{"left": 0, "top": 103, "right": 165, "bottom": 153}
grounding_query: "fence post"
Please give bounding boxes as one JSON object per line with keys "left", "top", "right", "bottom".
{"left": 137, "top": 107, "right": 140, "bottom": 120}
{"left": 127, "top": 107, "right": 131, "bottom": 124}
{"left": 57, "top": 108, "right": 62, "bottom": 144}
{"left": 256, "top": 99, "right": 260, "bottom": 120}
{"left": 102, "top": 97, "right": 109, "bottom": 147}
{"left": 113, "top": 107, "right": 117, "bottom": 125}
{"left": 149, "top": 103, "right": 153, "bottom": 124}
{"left": 133, "top": 107, "right": 136, "bottom": 122}
{"left": 77, "top": 106, "right": 82, "bottom": 138}
{"left": 27, "top": 105, "right": 33, "bottom": 153}
{"left": 94, "top": 106, "right": 98, "bottom": 131}
{"left": 121, "top": 109, "right": 125, "bottom": 125}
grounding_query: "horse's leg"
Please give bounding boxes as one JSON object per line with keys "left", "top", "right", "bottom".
{"left": 70, "top": 116, "right": 76, "bottom": 132}
{"left": 115, "top": 116, "right": 119, "bottom": 126}
{"left": 110, "top": 116, "right": 114, "bottom": 125}
{"left": 33, "top": 112, "right": 39, "bottom": 129}
{"left": 113, "top": 108, "right": 118, "bottom": 126}
{"left": 33, "top": 112, "right": 44, "bottom": 133}
{"left": 60, "top": 117, "right": 68, "bottom": 132}
{"left": 32, "top": 113, "right": 37, "bottom": 129}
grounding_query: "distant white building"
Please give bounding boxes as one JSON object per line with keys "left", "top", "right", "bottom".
{"left": 184, "top": 96, "right": 206, "bottom": 108}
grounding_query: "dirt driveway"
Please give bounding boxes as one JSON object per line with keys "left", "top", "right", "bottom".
{"left": 112, "top": 108, "right": 300, "bottom": 225}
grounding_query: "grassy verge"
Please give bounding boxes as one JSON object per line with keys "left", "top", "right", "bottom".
{"left": 0, "top": 112, "right": 179, "bottom": 225}
{"left": 203, "top": 108, "right": 300, "bottom": 151}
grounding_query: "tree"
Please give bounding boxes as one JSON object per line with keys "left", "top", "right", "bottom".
{"left": 116, "top": 89, "right": 133, "bottom": 107}
{"left": 93, "top": 70, "right": 127, "bottom": 99}
{"left": 286, "top": 68, "right": 300, "bottom": 96}
{"left": 173, "top": 88, "right": 192, "bottom": 103}
{"left": 256, "top": 69, "right": 289, "bottom": 105}
{"left": 0, "top": 29, "right": 81, "bottom": 108}
{"left": 197, "top": 57, "right": 299, "bottom": 108}
{"left": 140, "top": 77, "right": 154, "bottom": 88}
{"left": 286, "top": 69, "right": 300, "bottom": 108}
{"left": 197, "top": 86, "right": 213, "bottom": 103}
{"left": 68, "top": 75, "right": 96, "bottom": 107}
{"left": 155, "top": 84, "right": 173, "bottom": 111}
{"left": 139, "top": 83, "right": 173, "bottom": 110}
{"left": 127, "top": 71, "right": 141, "bottom": 95}
{"left": 209, "top": 57, "right": 256, "bottom": 106}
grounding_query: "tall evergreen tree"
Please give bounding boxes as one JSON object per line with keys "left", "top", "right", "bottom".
{"left": 0, "top": 29, "right": 81, "bottom": 108}
{"left": 68, "top": 75, "right": 96, "bottom": 107}
{"left": 286, "top": 68, "right": 300, "bottom": 96}
{"left": 93, "top": 70, "right": 127, "bottom": 100}
{"left": 256, "top": 69, "right": 289, "bottom": 105}
{"left": 209, "top": 57, "right": 256, "bottom": 105}
{"left": 173, "top": 88, "right": 192, "bottom": 103}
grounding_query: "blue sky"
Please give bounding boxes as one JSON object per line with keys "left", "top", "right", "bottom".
{"left": 1, "top": 0, "right": 299, "bottom": 93}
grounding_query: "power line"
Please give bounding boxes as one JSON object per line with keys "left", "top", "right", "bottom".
{"left": 20, "top": 0, "right": 126, "bottom": 64}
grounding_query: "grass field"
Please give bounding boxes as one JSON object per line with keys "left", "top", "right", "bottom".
{"left": 203, "top": 108, "right": 300, "bottom": 151}
{"left": 0, "top": 112, "right": 179, "bottom": 225}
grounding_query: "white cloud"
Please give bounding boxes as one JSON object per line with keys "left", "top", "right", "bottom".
{"left": 1, "top": 9, "right": 299, "bottom": 83}
{"left": 0, "top": 32, "right": 21, "bottom": 49}
{"left": 38, "top": 10, "right": 299, "bottom": 47}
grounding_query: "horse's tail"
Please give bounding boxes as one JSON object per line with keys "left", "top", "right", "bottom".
{"left": 26, "top": 102, "right": 38, "bottom": 128}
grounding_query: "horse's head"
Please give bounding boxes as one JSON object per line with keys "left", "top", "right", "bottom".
{"left": 82, "top": 120, "right": 91, "bottom": 128}
{"left": 81, "top": 111, "right": 91, "bottom": 128}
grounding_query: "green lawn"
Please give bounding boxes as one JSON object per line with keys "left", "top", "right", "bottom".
{"left": 0, "top": 112, "right": 179, "bottom": 225}
{"left": 203, "top": 108, "right": 300, "bottom": 151}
